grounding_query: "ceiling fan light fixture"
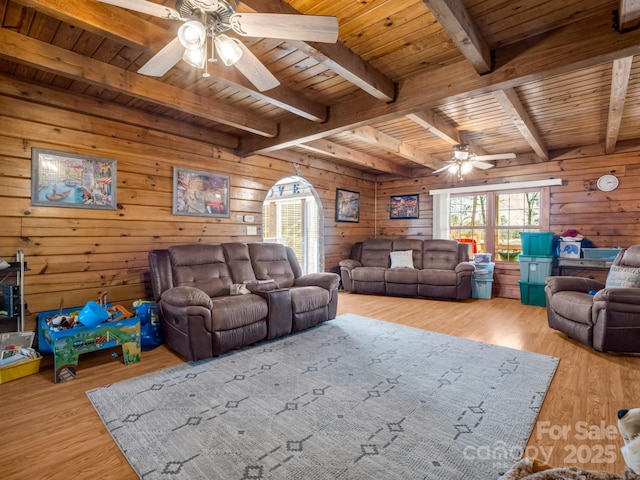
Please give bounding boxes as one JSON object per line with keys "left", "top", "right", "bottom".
{"left": 461, "top": 161, "right": 473, "bottom": 174}
{"left": 452, "top": 144, "right": 470, "bottom": 161}
{"left": 214, "top": 34, "right": 243, "bottom": 66}
{"left": 182, "top": 45, "right": 206, "bottom": 68}
{"left": 178, "top": 20, "right": 206, "bottom": 50}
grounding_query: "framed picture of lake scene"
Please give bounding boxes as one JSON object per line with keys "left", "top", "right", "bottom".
{"left": 31, "top": 148, "right": 116, "bottom": 210}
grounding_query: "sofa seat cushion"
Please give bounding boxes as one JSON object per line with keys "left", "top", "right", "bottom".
{"left": 549, "top": 291, "right": 594, "bottom": 325}
{"left": 290, "top": 286, "right": 330, "bottom": 314}
{"left": 385, "top": 268, "right": 419, "bottom": 284}
{"left": 351, "top": 266, "right": 386, "bottom": 282}
{"left": 418, "top": 269, "right": 458, "bottom": 286}
{"left": 210, "top": 294, "right": 268, "bottom": 331}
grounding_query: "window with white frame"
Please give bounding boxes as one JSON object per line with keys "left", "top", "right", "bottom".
{"left": 430, "top": 179, "right": 560, "bottom": 262}
{"left": 450, "top": 190, "right": 542, "bottom": 261}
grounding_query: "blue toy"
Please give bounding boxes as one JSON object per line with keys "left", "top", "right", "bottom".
{"left": 133, "top": 300, "right": 163, "bottom": 350}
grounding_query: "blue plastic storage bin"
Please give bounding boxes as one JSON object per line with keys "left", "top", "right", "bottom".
{"left": 520, "top": 232, "right": 554, "bottom": 256}
{"left": 472, "top": 278, "right": 493, "bottom": 299}
{"left": 518, "top": 255, "right": 553, "bottom": 283}
{"left": 518, "top": 280, "right": 546, "bottom": 306}
{"left": 471, "top": 261, "right": 495, "bottom": 279}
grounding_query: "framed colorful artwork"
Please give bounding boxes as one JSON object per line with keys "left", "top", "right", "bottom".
{"left": 173, "top": 166, "right": 230, "bottom": 218}
{"left": 31, "top": 148, "right": 116, "bottom": 210}
{"left": 335, "top": 188, "right": 360, "bottom": 223}
{"left": 390, "top": 194, "right": 419, "bottom": 219}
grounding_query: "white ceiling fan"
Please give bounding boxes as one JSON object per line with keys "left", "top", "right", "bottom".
{"left": 97, "top": 0, "right": 339, "bottom": 91}
{"left": 432, "top": 144, "right": 516, "bottom": 178}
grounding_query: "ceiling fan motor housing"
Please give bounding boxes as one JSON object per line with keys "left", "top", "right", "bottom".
{"left": 176, "top": 0, "right": 237, "bottom": 33}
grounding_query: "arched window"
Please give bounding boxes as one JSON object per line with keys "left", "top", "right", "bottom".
{"left": 262, "top": 176, "right": 324, "bottom": 274}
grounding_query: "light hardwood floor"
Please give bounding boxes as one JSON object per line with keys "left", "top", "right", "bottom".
{"left": 1, "top": 293, "right": 639, "bottom": 478}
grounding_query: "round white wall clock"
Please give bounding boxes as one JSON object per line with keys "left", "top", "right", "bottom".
{"left": 596, "top": 174, "right": 619, "bottom": 191}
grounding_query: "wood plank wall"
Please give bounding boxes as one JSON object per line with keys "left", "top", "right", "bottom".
{"left": 376, "top": 145, "right": 640, "bottom": 298}
{"left": 3, "top": 75, "right": 640, "bottom": 326}
{"left": 0, "top": 77, "right": 375, "bottom": 331}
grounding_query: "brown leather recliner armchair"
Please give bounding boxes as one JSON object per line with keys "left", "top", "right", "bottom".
{"left": 545, "top": 245, "right": 640, "bottom": 353}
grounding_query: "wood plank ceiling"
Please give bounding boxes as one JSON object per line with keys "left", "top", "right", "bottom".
{"left": 1, "top": 0, "right": 640, "bottom": 177}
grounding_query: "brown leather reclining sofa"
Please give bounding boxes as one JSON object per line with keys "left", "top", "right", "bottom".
{"left": 148, "top": 242, "right": 340, "bottom": 361}
{"left": 339, "top": 238, "right": 474, "bottom": 300}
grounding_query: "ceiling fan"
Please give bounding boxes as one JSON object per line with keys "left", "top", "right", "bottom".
{"left": 432, "top": 144, "right": 516, "bottom": 178}
{"left": 97, "top": 0, "right": 339, "bottom": 91}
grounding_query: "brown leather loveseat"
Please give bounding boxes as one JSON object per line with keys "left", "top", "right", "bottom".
{"left": 339, "top": 238, "right": 474, "bottom": 300}
{"left": 148, "top": 242, "right": 340, "bottom": 361}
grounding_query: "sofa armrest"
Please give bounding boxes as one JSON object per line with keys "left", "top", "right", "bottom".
{"left": 294, "top": 272, "right": 340, "bottom": 291}
{"left": 255, "top": 288, "right": 292, "bottom": 340}
{"left": 593, "top": 287, "right": 640, "bottom": 306}
{"left": 455, "top": 262, "right": 475, "bottom": 274}
{"left": 545, "top": 276, "right": 604, "bottom": 295}
{"left": 245, "top": 280, "right": 279, "bottom": 293}
{"left": 339, "top": 259, "right": 362, "bottom": 270}
{"left": 160, "top": 286, "right": 213, "bottom": 309}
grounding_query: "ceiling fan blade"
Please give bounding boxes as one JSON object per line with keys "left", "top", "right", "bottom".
{"left": 97, "top": 0, "right": 183, "bottom": 20}
{"left": 473, "top": 152, "right": 516, "bottom": 161}
{"left": 233, "top": 41, "right": 280, "bottom": 91}
{"left": 229, "top": 13, "right": 339, "bottom": 43}
{"left": 432, "top": 164, "right": 452, "bottom": 174}
{"left": 471, "top": 161, "right": 495, "bottom": 170}
{"left": 138, "top": 37, "right": 184, "bottom": 77}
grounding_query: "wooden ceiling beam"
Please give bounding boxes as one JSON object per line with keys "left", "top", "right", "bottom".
{"left": 299, "top": 139, "right": 413, "bottom": 176}
{"left": 619, "top": 0, "right": 640, "bottom": 32}
{"left": 349, "top": 126, "right": 439, "bottom": 169}
{"left": 493, "top": 88, "right": 549, "bottom": 160}
{"left": 240, "top": 11, "right": 640, "bottom": 155}
{"left": 10, "top": 0, "right": 328, "bottom": 123}
{"left": 240, "top": 0, "right": 397, "bottom": 102}
{"left": 605, "top": 56, "right": 633, "bottom": 154}
{"left": 406, "top": 111, "right": 460, "bottom": 145}
{"left": 255, "top": 151, "right": 379, "bottom": 183}
{"left": 0, "top": 28, "right": 277, "bottom": 137}
{"left": 421, "top": 0, "right": 492, "bottom": 74}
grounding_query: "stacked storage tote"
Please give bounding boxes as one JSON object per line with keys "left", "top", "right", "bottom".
{"left": 518, "top": 232, "right": 554, "bottom": 307}
{"left": 471, "top": 253, "right": 495, "bottom": 299}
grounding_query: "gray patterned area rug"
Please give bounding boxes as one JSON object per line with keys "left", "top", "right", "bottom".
{"left": 87, "top": 313, "right": 558, "bottom": 480}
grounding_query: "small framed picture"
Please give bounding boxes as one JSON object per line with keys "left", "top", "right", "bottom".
{"left": 335, "top": 188, "right": 360, "bottom": 223}
{"left": 173, "top": 167, "right": 230, "bottom": 218}
{"left": 31, "top": 148, "right": 117, "bottom": 210}
{"left": 390, "top": 194, "right": 419, "bottom": 219}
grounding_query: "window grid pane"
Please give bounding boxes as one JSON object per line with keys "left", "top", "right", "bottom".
{"left": 450, "top": 190, "right": 542, "bottom": 261}
{"left": 279, "top": 203, "right": 302, "bottom": 261}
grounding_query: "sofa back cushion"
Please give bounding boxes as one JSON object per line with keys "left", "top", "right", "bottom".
{"left": 392, "top": 239, "right": 424, "bottom": 269}
{"left": 422, "top": 239, "right": 460, "bottom": 270}
{"left": 222, "top": 243, "right": 257, "bottom": 284}
{"left": 360, "top": 239, "right": 393, "bottom": 267}
{"left": 168, "top": 244, "right": 232, "bottom": 297}
{"left": 249, "top": 243, "right": 295, "bottom": 288}
{"left": 619, "top": 245, "right": 640, "bottom": 268}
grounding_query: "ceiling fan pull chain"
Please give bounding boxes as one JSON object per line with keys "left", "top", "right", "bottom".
{"left": 203, "top": 27, "right": 212, "bottom": 78}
